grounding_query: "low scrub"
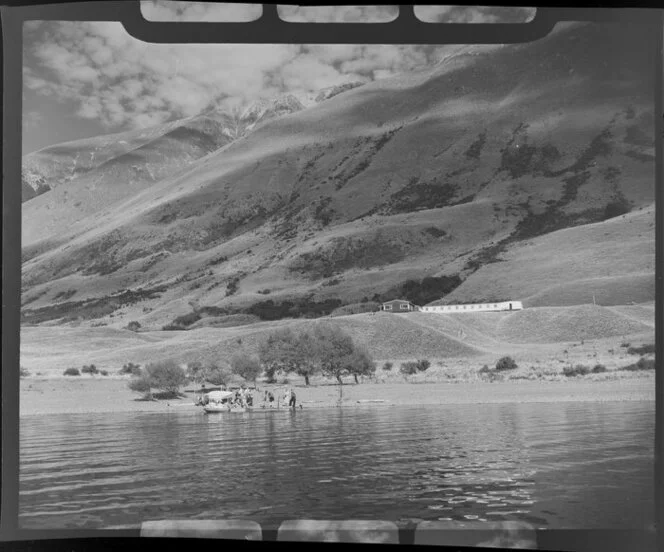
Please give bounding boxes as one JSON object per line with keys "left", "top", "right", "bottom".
{"left": 620, "top": 357, "right": 656, "bottom": 372}
{"left": 189, "top": 314, "right": 260, "bottom": 330}
{"left": 627, "top": 344, "right": 655, "bottom": 356}
{"left": 495, "top": 356, "right": 518, "bottom": 372}
{"left": 128, "top": 360, "right": 187, "bottom": 400}
{"left": 330, "top": 302, "right": 381, "bottom": 317}
{"left": 400, "top": 362, "right": 419, "bottom": 376}
{"left": 20, "top": 367, "right": 30, "bottom": 378}
{"left": 382, "top": 362, "right": 393, "bottom": 371}
{"left": 416, "top": 359, "right": 431, "bottom": 372}
{"left": 478, "top": 366, "right": 504, "bottom": 382}
{"left": 120, "top": 362, "right": 142, "bottom": 376}
{"left": 377, "top": 275, "right": 462, "bottom": 307}
{"left": 592, "top": 364, "right": 607, "bottom": 373}
{"left": 246, "top": 297, "right": 343, "bottom": 321}
{"left": 563, "top": 364, "right": 591, "bottom": 377}
{"left": 63, "top": 367, "right": 81, "bottom": 376}
{"left": 81, "top": 364, "right": 99, "bottom": 375}
{"left": 100, "top": 370, "right": 109, "bottom": 376}
{"left": 126, "top": 321, "right": 141, "bottom": 332}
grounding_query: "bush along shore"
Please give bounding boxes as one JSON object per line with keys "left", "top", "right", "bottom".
{"left": 20, "top": 327, "right": 656, "bottom": 415}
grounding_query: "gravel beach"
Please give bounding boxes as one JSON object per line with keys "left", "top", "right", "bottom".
{"left": 19, "top": 374, "right": 655, "bottom": 416}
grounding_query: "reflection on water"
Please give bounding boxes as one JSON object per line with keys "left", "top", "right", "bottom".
{"left": 20, "top": 402, "right": 654, "bottom": 530}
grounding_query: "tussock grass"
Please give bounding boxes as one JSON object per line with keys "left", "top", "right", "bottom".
{"left": 497, "top": 305, "right": 651, "bottom": 344}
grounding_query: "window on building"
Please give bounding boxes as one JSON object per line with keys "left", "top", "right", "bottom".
{"left": 401, "top": 304, "right": 408, "bottom": 310}
{"left": 384, "top": 305, "right": 392, "bottom": 310}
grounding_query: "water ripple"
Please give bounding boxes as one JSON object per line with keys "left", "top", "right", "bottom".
{"left": 20, "top": 402, "right": 654, "bottom": 530}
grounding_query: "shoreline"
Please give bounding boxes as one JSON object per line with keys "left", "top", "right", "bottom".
{"left": 20, "top": 375, "right": 655, "bottom": 416}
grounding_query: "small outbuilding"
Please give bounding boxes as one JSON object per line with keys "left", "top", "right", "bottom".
{"left": 381, "top": 299, "right": 419, "bottom": 312}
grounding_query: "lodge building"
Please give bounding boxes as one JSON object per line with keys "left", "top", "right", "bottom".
{"left": 380, "top": 300, "right": 523, "bottom": 313}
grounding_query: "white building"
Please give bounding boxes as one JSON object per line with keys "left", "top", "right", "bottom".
{"left": 419, "top": 301, "right": 523, "bottom": 313}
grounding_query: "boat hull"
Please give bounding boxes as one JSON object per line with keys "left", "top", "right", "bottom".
{"left": 203, "top": 405, "right": 247, "bottom": 413}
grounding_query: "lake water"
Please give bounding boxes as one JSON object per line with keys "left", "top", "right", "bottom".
{"left": 19, "top": 402, "right": 654, "bottom": 530}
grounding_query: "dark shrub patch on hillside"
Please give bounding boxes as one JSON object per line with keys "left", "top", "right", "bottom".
{"left": 563, "top": 364, "right": 591, "bottom": 377}
{"left": 21, "top": 285, "right": 168, "bottom": 324}
{"left": 199, "top": 305, "right": 230, "bottom": 317}
{"left": 604, "top": 197, "right": 631, "bottom": 220}
{"left": 378, "top": 275, "right": 463, "bottom": 306}
{"left": 81, "top": 364, "right": 99, "bottom": 375}
{"left": 500, "top": 143, "right": 538, "bottom": 179}
{"left": 465, "top": 242, "right": 508, "bottom": 271}
{"left": 313, "top": 197, "right": 335, "bottom": 227}
{"left": 400, "top": 362, "right": 419, "bottom": 376}
{"left": 246, "top": 297, "right": 342, "bottom": 321}
{"left": 63, "top": 368, "right": 80, "bottom": 376}
{"left": 173, "top": 312, "right": 202, "bottom": 327}
{"left": 290, "top": 236, "right": 406, "bottom": 280}
{"left": 416, "top": 359, "right": 431, "bottom": 372}
{"left": 386, "top": 178, "right": 458, "bottom": 214}
{"left": 627, "top": 344, "right": 655, "bottom": 355}
{"left": 226, "top": 277, "right": 240, "bottom": 297}
{"left": 53, "top": 289, "right": 76, "bottom": 302}
{"left": 207, "top": 255, "right": 228, "bottom": 266}
{"left": 331, "top": 302, "right": 381, "bottom": 316}
{"left": 495, "top": 356, "right": 518, "bottom": 371}
{"left": 126, "top": 321, "right": 141, "bottom": 332}
{"left": 331, "top": 127, "right": 402, "bottom": 191}
{"left": 120, "top": 363, "right": 142, "bottom": 376}
{"left": 423, "top": 226, "right": 447, "bottom": 238}
{"left": 464, "top": 131, "right": 487, "bottom": 160}
{"left": 560, "top": 171, "right": 591, "bottom": 204}
{"left": 620, "top": 357, "right": 655, "bottom": 371}
{"left": 592, "top": 364, "right": 607, "bottom": 373}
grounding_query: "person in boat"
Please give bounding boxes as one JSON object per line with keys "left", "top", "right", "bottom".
{"left": 267, "top": 391, "right": 275, "bottom": 407}
{"left": 289, "top": 388, "right": 297, "bottom": 410}
{"left": 246, "top": 389, "right": 253, "bottom": 407}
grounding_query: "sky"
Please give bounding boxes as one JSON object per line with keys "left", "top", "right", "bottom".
{"left": 22, "top": 3, "right": 536, "bottom": 154}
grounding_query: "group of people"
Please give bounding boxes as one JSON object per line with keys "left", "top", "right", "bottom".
{"left": 229, "top": 387, "right": 253, "bottom": 408}
{"left": 198, "top": 385, "right": 298, "bottom": 410}
{"left": 262, "top": 388, "right": 298, "bottom": 409}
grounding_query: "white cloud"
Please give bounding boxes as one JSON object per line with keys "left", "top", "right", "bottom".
{"left": 277, "top": 5, "right": 398, "bottom": 23}
{"left": 140, "top": 1, "right": 262, "bottom": 22}
{"left": 414, "top": 6, "right": 536, "bottom": 24}
{"left": 24, "top": 20, "right": 451, "bottom": 132}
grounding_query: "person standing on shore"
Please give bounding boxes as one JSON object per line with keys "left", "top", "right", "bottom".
{"left": 289, "top": 388, "right": 296, "bottom": 410}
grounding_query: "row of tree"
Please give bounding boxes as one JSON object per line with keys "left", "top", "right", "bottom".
{"left": 259, "top": 324, "right": 375, "bottom": 385}
{"left": 128, "top": 323, "right": 375, "bottom": 399}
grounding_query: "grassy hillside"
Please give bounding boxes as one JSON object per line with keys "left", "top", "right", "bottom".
{"left": 20, "top": 303, "right": 654, "bottom": 376}
{"left": 441, "top": 205, "right": 655, "bottom": 307}
{"left": 20, "top": 22, "right": 655, "bottom": 328}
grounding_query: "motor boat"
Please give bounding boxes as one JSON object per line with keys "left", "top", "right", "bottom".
{"left": 201, "top": 390, "right": 234, "bottom": 414}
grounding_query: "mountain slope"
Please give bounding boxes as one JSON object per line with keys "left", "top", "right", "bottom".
{"left": 434, "top": 204, "right": 655, "bottom": 307}
{"left": 21, "top": 22, "right": 656, "bottom": 327}
{"left": 21, "top": 95, "right": 309, "bottom": 245}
